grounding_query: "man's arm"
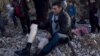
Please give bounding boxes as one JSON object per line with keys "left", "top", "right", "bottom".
{"left": 59, "top": 12, "right": 71, "bottom": 34}
{"left": 38, "top": 13, "right": 52, "bottom": 30}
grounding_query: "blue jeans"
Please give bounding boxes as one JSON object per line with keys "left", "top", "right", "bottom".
{"left": 38, "top": 33, "right": 68, "bottom": 56}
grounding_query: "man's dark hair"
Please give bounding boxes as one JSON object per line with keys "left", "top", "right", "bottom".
{"left": 52, "top": 1, "right": 62, "bottom": 8}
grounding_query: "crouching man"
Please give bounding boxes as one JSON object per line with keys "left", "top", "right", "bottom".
{"left": 15, "top": 1, "right": 71, "bottom": 56}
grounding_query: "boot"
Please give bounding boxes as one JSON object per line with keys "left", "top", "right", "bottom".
{"left": 15, "top": 43, "right": 32, "bottom": 56}
{"left": 32, "top": 49, "right": 45, "bottom": 56}
{"left": 15, "top": 48, "right": 30, "bottom": 56}
{"left": 33, "top": 53, "right": 45, "bottom": 56}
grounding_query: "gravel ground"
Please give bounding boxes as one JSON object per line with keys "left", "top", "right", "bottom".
{"left": 0, "top": 19, "right": 100, "bottom": 56}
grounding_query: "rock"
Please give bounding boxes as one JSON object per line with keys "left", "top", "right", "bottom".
{"left": 90, "top": 50, "right": 95, "bottom": 55}
{"left": 55, "top": 48, "right": 65, "bottom": 56}
{"left": 70, "top": 41, "right": 77, "bottom": 48}
{"left": 0, "top": 16, "right": 100, "bottom": 56}
{"left": 96, "top": 54, "right": 100, "bottom": 56}
{"left": 77, "top": 43, "right": 81, "bottom": 48}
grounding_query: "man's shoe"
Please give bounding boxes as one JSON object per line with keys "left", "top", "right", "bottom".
{"left": 15, "top": 48, "right": 30, "bottom": 56}
{"left": 33, "top": 53, "right": 38, "bottom": 56}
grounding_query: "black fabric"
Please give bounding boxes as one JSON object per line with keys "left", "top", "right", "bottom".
{"left": 33, "top": 0, "right": 49, "bottom": 24}
{"left": 39, "top": 11, "right": 71, "bottom": 35}
{"left": 25, "top": 43, "right": 32, "bottom": 50}
{"left": 12, "top": 0, "right": 31, "bottom": 33}
{"left": 88, "top": 2, "right": 100, "bottom": 33}
{"left": 17, "top": 15, "right": 31, "bottom": 33}
{"left": 89, "top": 16, "right": 100, "bottom": 33}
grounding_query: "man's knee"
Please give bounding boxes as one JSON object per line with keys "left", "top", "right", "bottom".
{"left": 38, "top": 38, "right": 49, "bottom": 49}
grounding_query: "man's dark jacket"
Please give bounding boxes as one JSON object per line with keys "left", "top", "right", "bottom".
{"left": 40, "top": 10, "right": 71, "bottom": 36}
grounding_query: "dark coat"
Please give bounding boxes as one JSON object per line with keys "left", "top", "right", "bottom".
{"left": 40, "top": 10, "right": 71, "bottom": 35}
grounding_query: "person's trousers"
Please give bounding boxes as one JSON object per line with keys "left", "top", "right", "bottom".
{"left": 18, "top": 15, "right": 31, "bottom": 34}
{"left": 0, "top": 25, "right": 5, "bottom": 36}
{"left": 37, "top": 33, "right": 69, "bottom": 56}
{"left": 89, "top": 16, "right": 100, "bottom": 33}
{"left": 11, "top": 14, "right": 18, "bottom": 26}
{"left": 71, "top": 17, "right": 76, "bottom": 29}
{"left": 33, "top": 0, "right": 49, "bottom": 24}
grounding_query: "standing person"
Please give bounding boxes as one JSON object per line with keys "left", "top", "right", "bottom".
{"left": 67, "top": 1, "right": 76, "bottom": 29}
{"left": 15, "top": 2, "right": 71, "bottom": 56}
{"left": 6, "top": 4, "right": 18, "bottom": 28}
{"left": 12, "top": 0, "right": 31, "bottom": 35}
{"left": 87, "top": 0, "right": 100, "bottom": 33}
{"left": 31, "top": 0, "right": 49, "bottom": 26}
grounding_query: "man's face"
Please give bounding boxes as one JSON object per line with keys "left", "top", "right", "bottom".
{"left": 52, "top": 5, "right": 62, "bottom": 15}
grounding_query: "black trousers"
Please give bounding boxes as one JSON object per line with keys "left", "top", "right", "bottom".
{"left": 32, "top": 0, "right": 49, "bottom": 24}
{"left": 0, "top": 25, "right": 5, "bottom": 36}
{"left": 18, "top": 15, "right": 31, "bottom": 34}
{"left": 71, "top": 17, "right": 76, "bottom": 29}
{"left": 89, "top": 16, "right": 100, "bottom": 33}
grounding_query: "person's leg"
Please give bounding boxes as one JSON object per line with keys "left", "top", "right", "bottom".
{"left": 11, "top": 14, "right": 18, "bottom": 27}
{"left": 96, "top": 23, "right": 100, "bottom": 33}
{"left": 19, "top": 16, "right": 27, "bottom": 35}
{"left": 34, "top": 37, "right": 49, "bottom": 54}
{"left": 35, "top": 33, "right": 62, "bottom": 56}
{"left": 15, "top": 24, "right": 38, "bottom": 56}
{"left": 89, "top": 18, "right": 96, "bottom": 33}
{"left": 91, "top": 24, "right": 96, "bottom": 33}
{"left": 38, "top": 38, "right": 49, "bottom": 50}
{"left": 94, "top": 16, "right": 100, "bottom": 33}
{"left": 71, "top": 17, "right": 76, "bottom": 29}
{"left": 25, "top": 15, "right": 31, "bottom": 34}
{"left": 0, "top": 26, "right": 5, "bottom": 36}
{"left": 33, "top": 0, "right": 49, "bottom": 24}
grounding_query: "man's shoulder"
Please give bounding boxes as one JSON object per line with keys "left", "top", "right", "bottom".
{"left": 60, "top": 11, "right": 69, "bottom": 18}
{"left": 48, "top": 12, "right": 53, "bottom": 19}
{"left": 49, "top": 12, "right": 53, "bottom": 15}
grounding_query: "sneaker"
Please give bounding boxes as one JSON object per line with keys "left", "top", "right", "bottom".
{"left": 15, "top": 48, "right": 30, "bottom": 56}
